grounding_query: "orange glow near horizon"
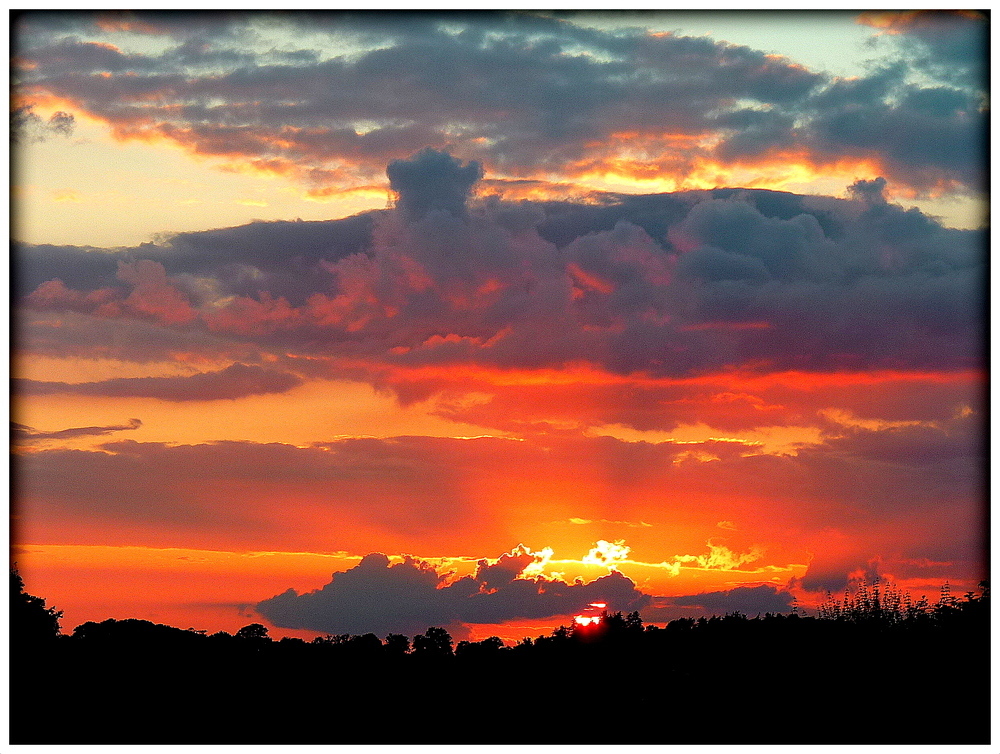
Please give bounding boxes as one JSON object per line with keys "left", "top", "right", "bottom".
{"left": 13, "top": 539, "right": 819, "bottom": 639}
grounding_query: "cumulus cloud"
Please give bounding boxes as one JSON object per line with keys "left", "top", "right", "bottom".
{"left": 17, "top": 176, "right": 984, "bottom": 388}
{"left": 387, "top": 149, "right": 483, "bottom": 222}
{"left": 847, "top": 176, "right": 889, "bottom": 205}
{"left": 256, "top": 546, "right": 650, "bottom": 636}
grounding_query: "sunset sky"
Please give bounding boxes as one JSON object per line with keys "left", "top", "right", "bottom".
{"left": 11, "top": 10, "right": 987, "bottom": 643}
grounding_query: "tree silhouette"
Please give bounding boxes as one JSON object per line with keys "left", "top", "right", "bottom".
{"left": 625, "top": 610, "right": 644, "bottom": 633}
{"left": 456, "top": 635, "right": 504, "bottom": 659}
{"left": 8, "top": 577, "right": 989, "bottom": 745}
{"left": 412, "top": 626, "right": 453, "bottom": 657}
{"left": 11, "top": 567, "right": 61, "bottom": 643}
{"left": 235, "top": 623, "right": 270, "bottom": 641}
{"left": 384, "top": 633, "right": 410, "bottom": 656}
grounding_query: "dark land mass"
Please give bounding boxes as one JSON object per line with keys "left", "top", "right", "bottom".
{"left": 10, "top": 570, "right": 990, "bottom": 745}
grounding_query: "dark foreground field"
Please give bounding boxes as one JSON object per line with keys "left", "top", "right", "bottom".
{"left": 11, "top": 576, "right": 990, "bottom": 745}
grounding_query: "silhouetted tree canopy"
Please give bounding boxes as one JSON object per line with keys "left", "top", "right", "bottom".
{"left": 412, "top": 625, "right": 453, "bottom": 657}
{"left": 10, "top": 567, "right": 61, "bottom": 643}
{"left": 384, "top": 633, "right": 410, "bottom": 657}
{"left": 234, "top": 623, "right": 270, "bottom": 641}
{"left": 9, "top": 581, "right": 989, "bottom": 745}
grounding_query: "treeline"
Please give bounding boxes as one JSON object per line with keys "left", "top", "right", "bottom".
{"left": 10, "top": 570, "right": 990, "bottom": 745}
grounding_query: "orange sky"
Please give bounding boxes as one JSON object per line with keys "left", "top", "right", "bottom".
{"left": 11, "top": 10, "right": 987, "bottom": 642}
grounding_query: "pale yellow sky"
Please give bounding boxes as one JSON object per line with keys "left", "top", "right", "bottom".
{"left": 13, "top": 115, "right": 389, "bottom": 248}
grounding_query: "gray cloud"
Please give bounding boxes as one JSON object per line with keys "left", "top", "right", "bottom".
{"left": 14, "top": 363, "right": 303, "bottom": 401}
{"left": 13, "top": 11, "right": 984, "bottom": 195}
{"left": 13, "top": 417, "right": 142, "bottom": 441}
{"left": 15, "top": 426, "right": 984, "bottom": 574}
{"left": 667, "top": 584, "right": 796, "bottom": 615}
{"left": 16, "top": 176, "right": 984, "bottom": 392}
{"left": 11, "top": 105, "right": 75, "bottom": 143}
{"left": 869, "top": 10, "right": 987, "bottom": 91}
{"left": 847, "top": 176, "right": 888, "bottom": 205}
{"left": 256, "top": 548, "right": 649, "bottom": 636}
{"left": 387, "top": 148, "right": 482, "bottom": 222}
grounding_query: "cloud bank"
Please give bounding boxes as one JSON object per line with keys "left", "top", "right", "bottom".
{"left": 18, "top": 151, "right": 984, "bottom": 393}
{"left": 257, "top": 547, "right": 650, "bottom": 637}
{"left": 13, "top": 11, "right": 986, "bottom": 197}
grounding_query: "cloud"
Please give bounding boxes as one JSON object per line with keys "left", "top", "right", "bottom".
{"left": 847, "top": 176, "right": 889, "bottom": 205}
{"left": 13, "top": 418, "right": 142, "bottom": 442}
{"left": 9, "top": 11, "right": 985, "bottom": 638}
{"left": 17, "top": 177, "right": 984, "bottom": 392}
{"left": 568, "top": 517, "right": 652, "bottom": 529}
{"left": 256, "top": 546, "right": 650, "bottom": 636}
{"left": 14, "top": 363, "right": 303, "bottom": 401}
{"left": 11, "top": 105, "right": 75, "bottom": 143}
{"left": 14, "top": 437, "right": 497, "bottom": 547}
{"left": 802, "top": 70, "right": 985, "bottom": 194}
{"left": 672, "top": 541, "right": 764, "bottom": 571}
{"left": 387, "top": 148, "right": 483, "bottom": 222}
{"left": 660, "top": 584, "right": 796, "bottom": 616}
{"left": 17, "top": 308, "right": 263, "bottom": 365}
{"left": 12, "top": 11, "right": 985, "bottom": 197}
{"left": 14, "top": 420, "right": 984, "bottom": 593}
{"left": 859, "top": 10, "right": 987, "bottom": 91}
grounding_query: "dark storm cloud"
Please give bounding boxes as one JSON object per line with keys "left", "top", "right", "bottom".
{"left": 13, "top": 10, "right": 983, "bottom": 194}
{"left": 12, "top": 418, "right": 142, "bottom": 442}
{"left": 14, "top": 363, "right": 303, "bottom": 402}
{"left": 792, "top": 412, "right": 985, "bottom": 594}
{"left": 13, "top": 244, "right": 122, "bottom": 298}
{"left": 847, "top": 176, "right": 888, "bottom": 205}
{"left": 14, "top": 441, "right": 277, "bottom": 537}
{"left": 658, "top": 192, "right": 984, "bottom": 373}
{"left": 817, "top": 414, "right": 984, "bottom": 468}
{"left": 256, "top": 548, "right": 649, "bottom": 637}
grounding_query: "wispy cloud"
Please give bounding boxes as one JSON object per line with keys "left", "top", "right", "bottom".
{"left": 13, "top": 417, "right": 142, "bottom": 442}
